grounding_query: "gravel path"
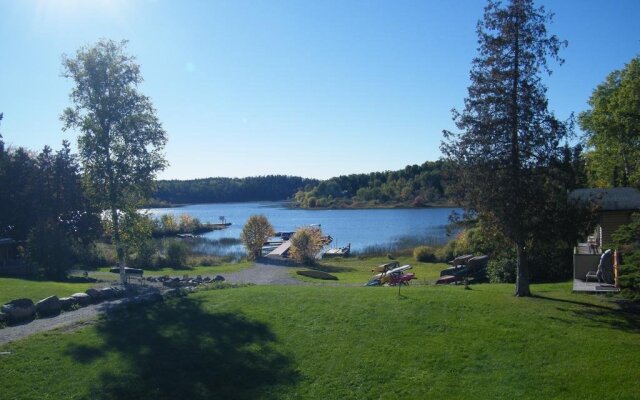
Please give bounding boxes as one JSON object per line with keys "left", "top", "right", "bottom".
{"left": 0, "top": 299, "right": 125, "bottom": 346}
{"left": 224, "top": 262, "right": 303, "bottom": 285}
{"left": 0, "top": 262, "right": 302, "bottom": 345}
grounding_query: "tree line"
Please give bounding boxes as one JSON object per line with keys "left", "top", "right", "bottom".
{"left": 293, "top": 160, "right": 450, "bottom": 208}
{"left": 151, "top": 175, "right": 319, "bottom": 205}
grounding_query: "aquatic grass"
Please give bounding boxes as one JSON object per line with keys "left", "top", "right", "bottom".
{"left": 1, "top": 283, "right": 638, "bottom": 399}
{"left": 354, "top": 233, "right": 453, "bottom": 258}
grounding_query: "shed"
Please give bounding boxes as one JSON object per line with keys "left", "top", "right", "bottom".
{"left": 569, "top": 187, "right": 640, "bottom": 292}
{"left": 569, "top": 187, "right": 640, "bottom": 248}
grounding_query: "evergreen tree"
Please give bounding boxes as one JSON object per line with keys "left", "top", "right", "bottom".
{"left": 441, "top": 0, "right": 568, "bottom": 296}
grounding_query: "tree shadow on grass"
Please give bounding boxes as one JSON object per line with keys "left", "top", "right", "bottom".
{"left": 66, "top": 297, "right": 299, "bottom": 400}
{"left": 533, "top": 294, "right": 640, "bottom": 334}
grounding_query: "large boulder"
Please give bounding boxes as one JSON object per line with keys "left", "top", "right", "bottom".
{"left": 59, "top": 297, "right": 78, "bottom": 310}
{"left": 98, "top": 287, "right": 115, "bottom": 300}
{"left": 36, "top": 295, "right": 61, "bottom": 317}
{"left": 85, "top": 288, "right": 102, "bottom": 303}
{"left": 71, "top": 292, "right": 92, "bottom": 307}
{"left": 1, "top": 298, "right": 36, "bottom": 322}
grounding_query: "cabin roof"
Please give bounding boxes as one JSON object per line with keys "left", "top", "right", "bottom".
{"left": 569, "top": 187, "right": 640, "bottom": 211}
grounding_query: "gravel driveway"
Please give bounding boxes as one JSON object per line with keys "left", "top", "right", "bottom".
{"left": 224, "top": 262, "right": 302, "bottom": 285}
{"left": 0, "top": 262, "right": 302, "bottom": 345}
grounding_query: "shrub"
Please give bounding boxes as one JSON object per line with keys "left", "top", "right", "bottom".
{"left": 290, "top": 227, "right": 324, "bottom": 265}
{"left": 130, "top": 239, "right": 157, "bottom": 269}
{"left": 166, "top": 240, "right": 188, "bottom": 268}
{"left": 435, "top": 239, "right": 457, "bottom": 262}
{"left": 487, "top": 258, "right": 517, "bottom": 283}
{"left": 240, "top": 215, "right": 275, "bottom": 260}
{"left": 413, "top": 246, "right": 437, "bottom": 262}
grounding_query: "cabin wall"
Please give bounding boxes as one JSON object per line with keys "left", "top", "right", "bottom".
{"left": 573, "top": 252, "right": 601, "bottom": 280}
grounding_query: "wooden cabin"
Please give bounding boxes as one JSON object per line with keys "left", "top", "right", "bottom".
{"left": 569, "top": 187, "right": 640, "bottom": 292}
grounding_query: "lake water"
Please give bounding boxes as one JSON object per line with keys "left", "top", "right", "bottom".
{"left": 147, "top": 202, "right": 460, "bottom": 254}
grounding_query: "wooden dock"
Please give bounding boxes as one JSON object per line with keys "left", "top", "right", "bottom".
{"left": 267, "top": 240, "right": 292, "bottom": 257}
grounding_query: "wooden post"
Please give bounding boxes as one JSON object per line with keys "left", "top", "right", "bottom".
{"left": 614, "top": 249, "right": 619, "bottom": 288}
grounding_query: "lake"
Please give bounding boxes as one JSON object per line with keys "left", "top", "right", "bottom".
{"left": 147, "top": 202, "right": 461, "bottom": 254}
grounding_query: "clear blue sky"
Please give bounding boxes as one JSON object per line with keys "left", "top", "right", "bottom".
{"left": 1, "top": 0, "right": 638, "bottom": 180}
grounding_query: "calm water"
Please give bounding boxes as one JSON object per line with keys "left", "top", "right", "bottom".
{"left": 147, "top": 202, "right": 460, "bottom": 253}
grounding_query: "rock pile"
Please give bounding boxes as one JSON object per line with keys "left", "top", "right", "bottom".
{"left": 145, "top": 274, "right": 225, "bottom": 288}
{"left": 0, "top": 285, "right": 126, "bottom": 326}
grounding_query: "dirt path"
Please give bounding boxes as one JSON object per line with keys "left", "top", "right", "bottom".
{"left": 0, "top": 263, "right": 303, "bottom": 346}
{"left": 0, "top": 299, "right": 125, "bottom": 346}
{"left": 224, "top": 262, "right": 303, "bottom": 285}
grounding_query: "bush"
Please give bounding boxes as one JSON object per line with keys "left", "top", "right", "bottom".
{"left": 413, "top": 246, "right": 437, "bottom": 262}
{"left": 487, "top": 258, "right": 517, "bottom": 283}
{"left": 27, "top": 221, "right": 73, "bottom": 280}
{"left": 130, "top": 239, "right": 157, "bottom": 269}
{"left": 290, "top": 227, "right": 324, "bottom": 265}
{"left": 166, "top": 241, "right": 188, "bottom": 268}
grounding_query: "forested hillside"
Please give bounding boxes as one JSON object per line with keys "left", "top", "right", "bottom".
{"left": 151, "top": 175, "right": 319, "bottom": 205}
{"left": 293, "top": 161, "right": 451, "bottom": 208}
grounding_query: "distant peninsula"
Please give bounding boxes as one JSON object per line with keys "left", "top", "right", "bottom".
{"left": 149, "top": 161, "right": 452, "bottom": 209}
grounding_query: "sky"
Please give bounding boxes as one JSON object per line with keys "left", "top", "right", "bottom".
{"left": 0, "top": 0, "right": 639, "bottom": 180}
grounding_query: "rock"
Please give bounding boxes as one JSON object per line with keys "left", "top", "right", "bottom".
{"left": 213, "top": 275, "right": 225, "bottom": 282}
{"left": 99, "top": 287, "right": 115, "bottom": 300}
{"left": 110, "top": 286, "right": 125, "bottom": 298}
{"left": 59, "top": 297, "right": 78, "bottom": 310}
{"left": 203, "top": 276, "right": 211, "bottom": 282}
{"left": 85, "top": 288, "right": 102, "bottom": 303}
{"left": 36, "top": 295, "right": 61, "bottom": 317}
{"left": 0, "top": 312, "right": 9, "bottom": 324}
{"left": 140, "top": 292, "right": 164, "bottom": 304}
{"left": 71, "top": 292, "right": 92, "bottom": 307}
{"left": 1, "top": 298, "right": 36, "bottom": 322}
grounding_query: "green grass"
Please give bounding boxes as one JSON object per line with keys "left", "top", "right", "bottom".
{"left": 294, "top": 255, "right": 447, "bottom": 284}
{"left": 1, "top": 283, "right": 638, "bottom": 399}
{"left": 96, "top": 260, "right": 252, "bottom": 277}
{"left": 0, "top": 278, "right": 94, "bottom": 305}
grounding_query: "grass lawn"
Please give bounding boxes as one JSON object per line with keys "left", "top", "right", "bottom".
{"left": 95, "top": 260, "right": 252, "bottom": 277}
{"left": 0, "top": 278, "right": 94, "bottom": 305}
{"left": 294, "top": 255, "right": 448, "bottom": 284}
{"left": 1, "top": 283, "right": 638, "bottom": 399}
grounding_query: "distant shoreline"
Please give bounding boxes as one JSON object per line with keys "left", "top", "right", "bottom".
{"left": 144, "top": 200, "right": 457, "bottom": 210}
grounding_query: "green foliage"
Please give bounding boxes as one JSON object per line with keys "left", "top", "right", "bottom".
{"left": 152, "top": 175, "right": 318, "bottom": 204}
{"left": 487, "top": 258, "right": 518, "bottom": 283}
{"left": 61, "top": 39, "right": 167, "bottom": 279}
{"left": 26, "top": 221, "right": 73, "bottom": 280}
{"left": 413, "top": 245, "right": 436, "bottom": 262}
{"left": 579, "top": 56, "right": 640, "bottom": 187}
{"left": 129, "top": 239, "right": 157, "bottom": 269}
{"left": 289, "top": 227, "right": 324, "bottom": 265}
{"left": 294, "top": 161, "right": 450, "bottom": 208}
{"left": 165, "top": 240, "right": 188, "bottom": 268}
{"left": 441, "top": 0, "right": 571, "bottom": 296}
{"left": 612, "top": 213, "right": 640, "bottom": 299}
{"left": 240, "top": 215, "right": 275, "bottom": 260}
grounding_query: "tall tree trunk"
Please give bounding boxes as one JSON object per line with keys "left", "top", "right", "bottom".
{"left": 514, "top": 241, "right": 531, "bottom": 296}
